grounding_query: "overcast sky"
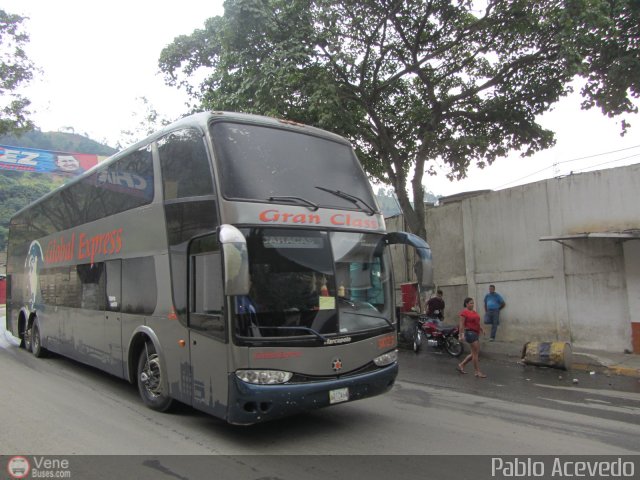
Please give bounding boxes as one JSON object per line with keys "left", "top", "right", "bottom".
{"left": 4, "top": 0, "right": 640, "bottom": 198}
{"left": 4, "top": 0, "right": 222, "bottom": 142}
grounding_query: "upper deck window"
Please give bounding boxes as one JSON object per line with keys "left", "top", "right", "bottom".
{"left": 158, "top": 128, "right": 214, "bottom": 200}
{"left": 15, "top": 146, "right": 154, "bottom": 241}
{"left": 210, "top": 122, "right": 376, "bottom": 211}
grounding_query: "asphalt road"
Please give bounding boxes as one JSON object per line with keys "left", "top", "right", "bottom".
{"left": 400, "top": 346, "right": 640, "bottom": 428}
{"left": 2, "top": 325, "right": 639, "bottom": 458}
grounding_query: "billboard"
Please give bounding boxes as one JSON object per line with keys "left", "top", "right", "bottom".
{"left": 0, "top": 144, "right": 106, "bottom": 175}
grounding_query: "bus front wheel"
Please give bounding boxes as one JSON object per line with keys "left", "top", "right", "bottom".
{"left": 136, "top": 343, "right": 173, "bottom": 412}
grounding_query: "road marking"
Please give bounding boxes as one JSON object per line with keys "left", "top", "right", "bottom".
{"left": 535, "top": 383, "right": 640, "bottom": 402}
{"left": 584, "top": 398, "right": 612, "bottom": 405}
{"left": 539, "top": 397, "right": 640, "bottom": 416}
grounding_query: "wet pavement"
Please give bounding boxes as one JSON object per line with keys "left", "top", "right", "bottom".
{"left": 396, "top": 339, "right": 640, "bottom": 429}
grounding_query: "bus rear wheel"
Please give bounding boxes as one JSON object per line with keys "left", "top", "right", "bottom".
{"left": 31, "top": 324, "right": 47, "bottom": 358}
{"left": 137, "top": 343, "right": 173, "bottom": 412}
{"left": 23, "top": 324, "right": 33, "bottom": 352}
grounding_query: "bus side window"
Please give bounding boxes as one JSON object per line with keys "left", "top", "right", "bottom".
{"left": 121, "top": 257, "right": 157, "bottom": 315}
{"left": 158, "top": 129, "right": 214, "bottom": 200}
{"left": 159, "top": 129, "right": 219, "bottom": 323}
{"left": 189, "top": 235, "right": 225, "bottom": 341}
{"left": 76, "top": 263, "right": 106, "bottom": 310}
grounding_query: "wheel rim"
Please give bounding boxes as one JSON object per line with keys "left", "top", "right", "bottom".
{"left": 446, "top": 337, "right": 463, "bottom": 356}
{"left": 24, "top": 327, "right": 32, "bottom": 351}
{"left": 32, "top": 328, "right": 40, "bottom": 353}
{"left": 413, "top": 330, "right": 422, "bottom": 352}
{"left": 140, "top": 353, "right": 163, "bottom": 398}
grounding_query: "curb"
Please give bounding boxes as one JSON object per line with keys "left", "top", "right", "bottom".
{"left": 572, "top": 361, "right": 640, "bottom": 378}
{"left": 604, "top": 365, "right": 640, "bottom": 378}
{"left": 480, "top": 342, "right": 640, "bottom": 379}
{"left": 571, "top": 351, "right": 640, "bottom": 378}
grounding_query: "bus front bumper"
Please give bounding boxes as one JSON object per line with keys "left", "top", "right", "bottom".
{"left": 227, "top": 362, "right": 398, "bottom": 425}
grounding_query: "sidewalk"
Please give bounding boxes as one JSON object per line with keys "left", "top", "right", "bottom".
{"left": 479, "top": 338, "right": 640, "bottom": 378}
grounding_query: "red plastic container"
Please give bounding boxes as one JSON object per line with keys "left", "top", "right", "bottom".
{"left": 400, "top": 282, "right": 418, "bottom": 312}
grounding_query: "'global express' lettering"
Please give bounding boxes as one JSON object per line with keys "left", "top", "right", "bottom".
{"left": 259, "top": 209, "right": 380, "bottom": 230}
{"left": 45, "top": 228, "right": 123, "bottom": 265}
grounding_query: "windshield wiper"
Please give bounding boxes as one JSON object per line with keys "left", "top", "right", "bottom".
{"left": 256, "top": 325, "right": 327, "bottom": 341}
{"left": 268, "top": 196, "right": 319, "bottom": 211}
{"left": 338, "top": 297, "right": 394, "bottom": 328}
{"left": 314, "top": 186, "right": 376, "bottom": 215}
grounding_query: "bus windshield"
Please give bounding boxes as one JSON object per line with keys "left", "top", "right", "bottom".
{"left": 210, "top": 122, "right": 377, "bottom": 212}
{"left": 235, "top": 228, "right": 392, "bottom": 342}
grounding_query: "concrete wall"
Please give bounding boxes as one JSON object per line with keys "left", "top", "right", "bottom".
{"left": 389, "top": 163, "right": 640, "bottom": 352}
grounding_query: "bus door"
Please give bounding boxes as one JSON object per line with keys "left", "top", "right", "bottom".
{"left": 104, "top": 260, "right": 123, "bottom": 377}
{"left": 188, "top": 236, "right": 228, "bottom": 417}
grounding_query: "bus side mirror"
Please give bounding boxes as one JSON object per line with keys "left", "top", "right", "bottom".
{"left": 383, "top": 231, "right": 434, "bottom": 290}
{"left": 219, "top": 224, "right": 250, "bottom": 296}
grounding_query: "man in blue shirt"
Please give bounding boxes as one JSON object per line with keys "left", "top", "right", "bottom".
{"left": 484, "top": 285, "right": 505, "bottom": 341}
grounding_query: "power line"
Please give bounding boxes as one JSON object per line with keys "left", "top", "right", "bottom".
{"left": 496, "top": 144, "right": 640, "bottom": 189}
{"left": 551, "top": 144, "right": 640, "bottom": 166}
{"left": 568, "top": 153, "right": 640, "bottom": 175}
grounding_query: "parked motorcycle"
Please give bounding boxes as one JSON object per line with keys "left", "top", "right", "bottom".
{"left": 412, "top": 316, "right": 464, "bottom": 357}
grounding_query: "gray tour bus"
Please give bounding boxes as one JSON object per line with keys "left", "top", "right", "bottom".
{"left": 5, "top": 112, "right": 432, "bottom": 424}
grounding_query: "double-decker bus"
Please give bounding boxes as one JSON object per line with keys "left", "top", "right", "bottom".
{"left": 6, "top": 112, "right": 432, "bottom": 424}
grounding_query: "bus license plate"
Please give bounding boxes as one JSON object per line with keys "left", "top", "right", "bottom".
{"left": 329, "top": 387, "right": 349, "bottom": 404}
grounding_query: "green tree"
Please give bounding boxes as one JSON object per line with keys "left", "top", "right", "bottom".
{"left": 0, "top": 9, "right": 35, "bottom": 136}
{"left": 578, "top": 0, "right": 640, "bottom": 130}
{"left": 159, "top": 0, "right": 639, "bottom": 237}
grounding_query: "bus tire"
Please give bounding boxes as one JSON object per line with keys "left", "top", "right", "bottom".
{"left": 136, "top": 343, "right": 173, "bottom": 412}
{"left": 23, "top": 324, "right": 33, "bottom": 353}
{"left": 31, "top": 323, "right": 47, "bottom": 358}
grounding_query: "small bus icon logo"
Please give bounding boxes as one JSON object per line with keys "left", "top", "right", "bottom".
{"left": 7, "top": 456, "right": 30, "bottom": 479}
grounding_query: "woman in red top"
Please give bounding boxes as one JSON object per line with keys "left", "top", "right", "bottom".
{"left": 457, "top": 297, "right": 487, "bottom": 378}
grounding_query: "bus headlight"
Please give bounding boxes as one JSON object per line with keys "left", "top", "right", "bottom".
{"left": 373, "top": 349, "right": 398, "bottom": 367}
{"left": 236, "top": 370, "right": 293, "bottom": 385}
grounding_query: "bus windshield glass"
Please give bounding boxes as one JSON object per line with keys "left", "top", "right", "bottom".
{"left": 235, "top": 228, "right": 392, "bottom": 342}
{"left": 210, "top": 122, "right": 377, "bottom": 212}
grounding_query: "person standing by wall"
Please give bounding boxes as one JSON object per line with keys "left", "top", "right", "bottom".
{"left": 457, "top": 297, "right": 486, "bottom": 378}
{"left": 484, "top": 285, "right": 506, "bottom": 341}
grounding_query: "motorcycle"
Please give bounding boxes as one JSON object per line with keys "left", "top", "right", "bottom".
{"left": 412, "top": 315, "right": 464, "bottom": 357}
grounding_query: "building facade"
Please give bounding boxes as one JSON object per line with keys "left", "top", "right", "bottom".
{"left": 388, "top": 163, "right": 640, "bottom": 353}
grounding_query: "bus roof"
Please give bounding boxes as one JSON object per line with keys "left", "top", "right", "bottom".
{"left": 136, "top": 111, "right": 349, "bottom": 153}
{"left": 10, "top": 112, "right": 351, "bottom": 221}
